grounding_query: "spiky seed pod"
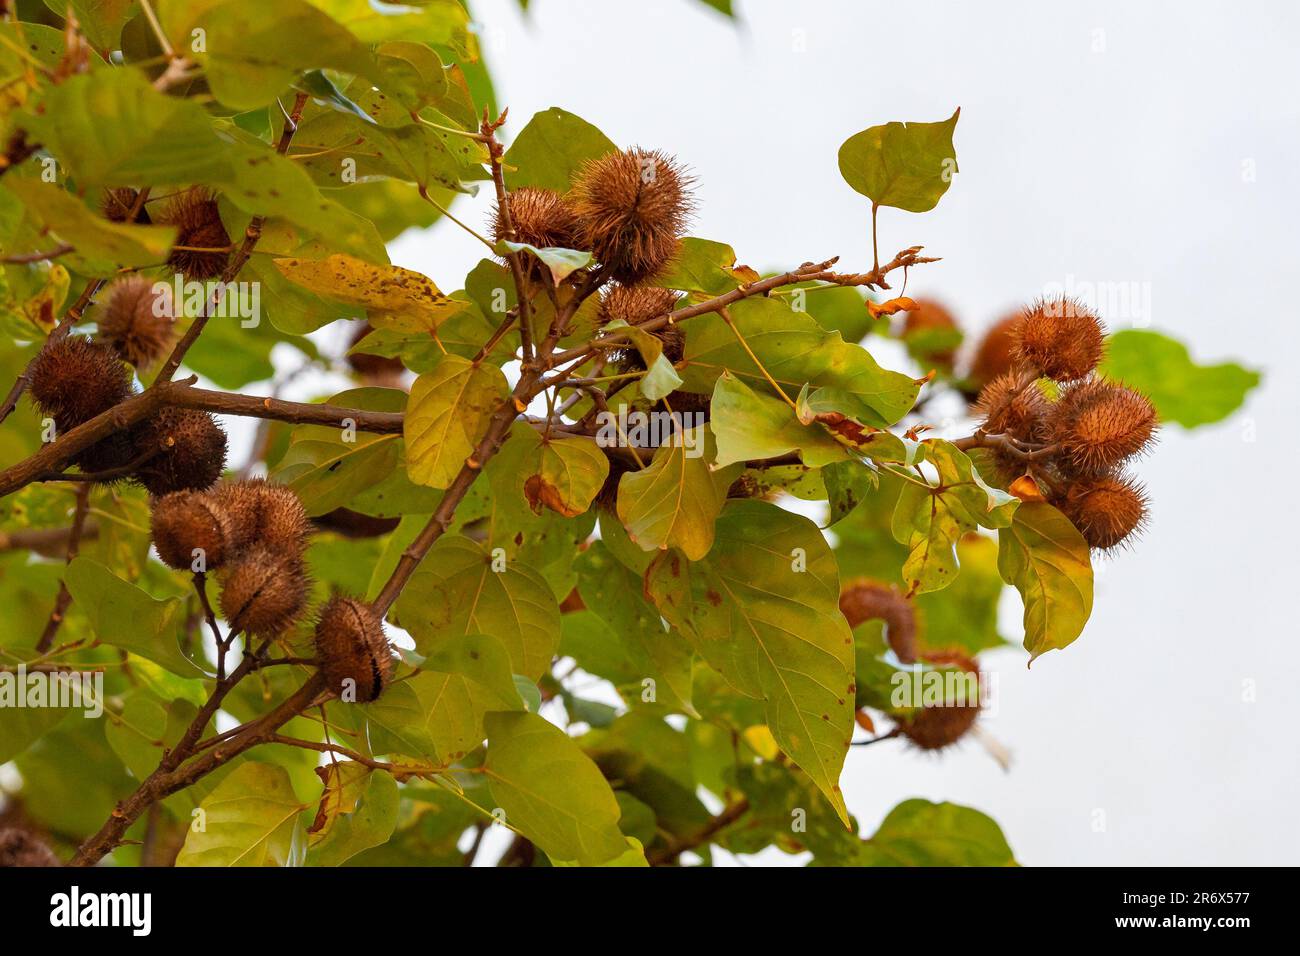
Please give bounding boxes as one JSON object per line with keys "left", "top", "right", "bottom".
{"left": 599, "top": 285, "right": 684, "bottom": 368}
{"left": 211, "top": 479, "right": 310, "bottom": 555}
{"left": 969, "top": 313, "right": 1021, "bottom": 387}
{"left": 1012, "top": 296, "right": 1106, "bottom": 382}
{"left": 314, "top": 596, "right": 392, "bottom": 702}
{"left": 1057, "top": 473, "right": 1149, "bottom": 550}
{"left": 133, "top": 408, "right": 227, "bottom": 496}
{"left": 896, "top": 651, "right": 981, "bottom": 751}
{"left": 1048, "top": 378, "right": 1158, "bottom": 476}
{"left": 29, "top": 336, "right": 133, "bottom": 432}
{"left": 901, "top": 298, "right": 959, "bottom": 369}
{"left": 839, "top": 578, "right": 918, "bottom": 664}
{"left": 218, "top": 546, "right": 309, "bottom": 637}
{"left": 491, "top": 186, "right": 580, "bottom": 251}
{"left": 96, "top": 276, "right": 177, "bottom": 369}
{"left": 150, "top": 490, "right": 234, "bottom": 571}
{"left": 158, "top": 188, "right": 231, "bottom": 281}
{"left": 973, "top": 371, "right": 1050, "bottom": 441}
{"left": 0, "top": 829, "right": 60, "bottom": 867}
{"left": 572, "top": 147, "right": 693, "bottom": 284}
{"left": 100, "top": 187, "right": 150, "bottom": 225}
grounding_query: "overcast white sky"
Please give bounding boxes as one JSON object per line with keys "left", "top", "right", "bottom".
{"left": 384, "top": 0, "right": 1300, "bottom": 865}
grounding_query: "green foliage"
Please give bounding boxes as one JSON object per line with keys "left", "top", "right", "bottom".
{"left": 0, "top": 2, "right": 1211, "bottom": 870}
{"left": 1101, "top": 329, "right": 1260, "bottom": 428}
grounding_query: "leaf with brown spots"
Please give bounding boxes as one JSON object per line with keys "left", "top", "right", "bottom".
{"left": 274, "top": 253, "right": 467, "bottom": 332}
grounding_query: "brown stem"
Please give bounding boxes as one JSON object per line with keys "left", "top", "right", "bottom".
{"left": 646, "top": 799, "right": 751, "bottom": 866}
{"left": 33, "top": 482, "right": 91, "bottom": 652}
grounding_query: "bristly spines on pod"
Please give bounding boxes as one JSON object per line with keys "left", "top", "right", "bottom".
{"left": 314, "top": 595, "right": 392, "bottom": 702}
{"left": 1047, "top": 378, "right": 1158, "bottom": 477}
{"left": 150, "top": 490, "right": 235, "bottom": 572}
{"left": 96, "top": 276, "right": 177, "bottom": 369}
{"left": 895, "top": 651, "right": 982, "bottom": 751}
{"left": 133, "top": 408, "right": 228, "bottom": 495}
{"left": 157, "top": 187, "right": 231, "bottom": 281}
{"left": 599, "top": 284, "right": 684, "bottom": 368}
{"left": 491, "top": 186, "right": 580, "bottom": 251}
{"left": 217, "top": 545, "right": 309, "bottom": 637}
{"left": 1055, "top": 472, "right": 1149, "bottom": 551}
{"left": 1011, "top": 295, "right": 1106, "bottom": 383}
{"left": 572, "top": 147, "right": 694, "bottom": 284}
{"left": 28, "top": 336, "right": 132, "bottom": 433}
{"left": 0, "top": 828, "right": 60, "bottom": 867}
{"left": 211, "top": 478, "right": 311, "bottom": 554}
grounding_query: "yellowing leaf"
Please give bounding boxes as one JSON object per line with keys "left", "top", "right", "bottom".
{"left": 176, "top": 762, "right": 307, "bottom": 867}
{"left": 274, "top": 253, "right": 466, "bottom": 332}
{"left": 404, "top": 356, "right": 509, "bottom": 489}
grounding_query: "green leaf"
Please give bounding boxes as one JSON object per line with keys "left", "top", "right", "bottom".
{"left": 599, "top": 318, "right": 683, "bottom": 400}
{"left": 838, "top": 109, "right": 960, "bottom": 212}
{"left": 890, "top": 440, "right": 1018, "bottom": 594}
{"left": 997, "top": 501, "right": 1094, "bottom": 662}
{"left": 105, "top": 690, "right": 199, "bottom": 785}
{"left": 822, "top": 459, "right": 878, "bottom": 526}
{"left": 64, "top": 557, "right": 205, "bottom": 677}
{"left": 914, "top": 533, "right": 1007, "bottom": 655}
{"left": 274, "top": 254, "right": 466, "bottom": 333}
{"left": 711, "top": 373, "right": 855, "bottom": 468}
{"left": 176, "top": 762, "right": 307, "bottom": 867}
{"left": 483, "top": 710, "right": 633, "bottom": 866}
{"left": 653, "top": 237, "right": 748, "bottom": 297}
{"left": 41, "top": 0, "right": 136, "bottom": 52}
{"left": 574, "top": 542, "right": 695, "bottom": 714}
{"left": 1, "top": 179, "right": 176, "bottom": 274}
{"left": 855, "top": 799, "right": 1016, "bottom": 866}
{"left": 393, "top": 537, "right": 560, "bottom": 679}
{"left": 23, "top": 70, "right": 231, "bottom": 187}
{"left": 186, "top": 0, "right": 378, "bottom": 110}
{"left": 616, "top": 424, "right": 732, "bottom": 561}
{"left": 644, "top": 499, "right": 856, "bottom": 824}
{"left": 0, "top": 707, "right": 73, "bottom": 765}
{"left": 1100, "top": 328, "right": 1260, "bottom": 428}
{"left": 404, "top": 356, "right": 510, "bottom": 489}
{"left": 363, "top": 632, "right": 520, "bottom": 763}
{"left": 306, "top": 763, "right": 399, "bottom": 866}
{"left": 502, "top": 106, "right": 616, "bottom": 192}
{"left": 497, "top": 240, "right": 593, "bottom": 285}
{"left": 681, "top": 296, "right": 919, "bottom": 427}
{"left": 493, "top": 427, "right": 609, "bottom": 518}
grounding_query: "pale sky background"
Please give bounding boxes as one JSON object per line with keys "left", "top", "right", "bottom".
{"left": 282, "top": 0, "right": 1300, "bottom": 866}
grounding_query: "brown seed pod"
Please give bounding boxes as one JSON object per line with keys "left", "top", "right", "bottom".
{"left": 901, "top": 298, "right": 959, "bottom": 369}
{"left": 572, "top": 147, "right": 694, "bottom": 283}
{"left": 839, "top": 578, "right": 917, "bottom": 664}
{"left": 218, "top": 546, "right": 309, "bottom": 637}
{"left": 973, "top": 370, "right": 1050, "bottom": 442}
{"left": 491, "top": 186, "right": 580, "bottom": 251}
{"left": 969, "top": 312, "right": 1021, "bottom": 387}
{"left": 133, "top": 408, "right": 227, "bottom": 495}
{"left": 96, "top": 276, "right": 177, "bottom": 369}
{"left": 599, "top": 285, "right": 684, "bottom": 367}
{"left": 29, "top": 336, "right": 133, "bottom": 432}
{"left": 1011, "top": 296, "right": 1106, "bottom": 382}
{"left": 158, "top": 188, "right": 231, "bottom": 281}
{"left": 314, "top": 595, "right": 392, "bottom": 702}
{"left": 0, "top": 828, "right": 60, "bottom": 867}
{"left": 212, "top": 479, "right": 310, "bottom": 555}
{"left": 150, "top": 490, "right": 234, "bottom": 571}
{"left": 1048, "top": 378, "right": 1158, "bottom": 475}
{"left": 100, "top": 187, "right": 150, "bottom": 224}
{"left": 896, "top": 650, "right": 981, "bottom": 751}
{"left": 1056, "top": 473, "right": 1149, "bottom": 550}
